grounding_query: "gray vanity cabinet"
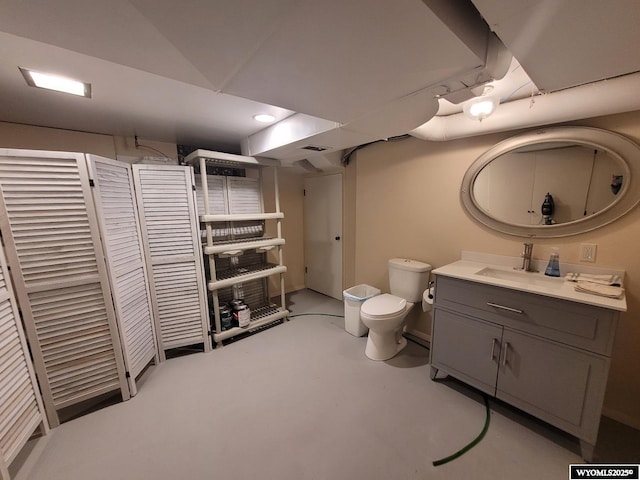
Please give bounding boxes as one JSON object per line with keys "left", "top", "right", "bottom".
{"left": 430, "top": 309, "right": 501, "bottom": 395}
{"left": 430, "top": 275, "right": 619, "bottom": 461}
{"left": 495, "top": 329, "right": 609, "bottom": 447}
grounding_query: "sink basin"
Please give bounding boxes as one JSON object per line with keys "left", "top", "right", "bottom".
{"left": 475, "top": 267, "right": 565, "bottom": 288}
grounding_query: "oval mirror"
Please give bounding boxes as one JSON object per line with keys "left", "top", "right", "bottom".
{"left": 461, "top": 127, "right": 640, "bottom": 238}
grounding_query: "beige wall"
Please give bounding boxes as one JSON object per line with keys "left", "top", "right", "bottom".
{"left": 262, "top": 167, "right": 306, "bottom": 294}
{"left": 0, "top": 122, "right": 178, "bottom": 162}
{"left": 112, "top": 136, "right": 178, "bottom": 163}
{"left": 351, "top": 110, "right": 640, "bottom": 429}
{"left": 344, "top": 161, "right": 357, "bottom": 289}
{"left": 0, "top": 121, "right": 116, "bottom": 157}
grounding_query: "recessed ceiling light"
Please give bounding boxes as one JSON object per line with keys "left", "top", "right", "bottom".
{"left": 19, "top": 67, "right": 91, "bottom": 98}
{"left": 253, "top": 113, "right": 275, "bottom": 123}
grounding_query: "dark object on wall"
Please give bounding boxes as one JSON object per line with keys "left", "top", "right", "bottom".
{"left": 541, "top": 192, "right": 555, "bottom": 225}
{"left": 611, "top": 175, "right": 623, "bottom": 195}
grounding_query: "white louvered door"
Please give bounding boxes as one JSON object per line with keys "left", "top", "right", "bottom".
{"left": 133, "top": 165, "right": 209, "bottom": 358}
{"left": 0, "top": 149, "right": 130, "bottom": 427}
{"left": 87, "top": 156, "right": 158, "bottom": 396}
{"left": 0, "top": 244, "right": 48, "bottom": 480}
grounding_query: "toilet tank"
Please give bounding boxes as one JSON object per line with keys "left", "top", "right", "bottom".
{"left": 388, "top": 258, "right": 431, "bottom": 302}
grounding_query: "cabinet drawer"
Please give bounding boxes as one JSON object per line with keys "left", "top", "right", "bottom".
{"left": 434, "top": 275, "right": 617, "bottom": 356}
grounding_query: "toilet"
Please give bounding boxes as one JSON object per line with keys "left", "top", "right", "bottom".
{"left": 360, "top": 258, "right": 431, "bottom": 360}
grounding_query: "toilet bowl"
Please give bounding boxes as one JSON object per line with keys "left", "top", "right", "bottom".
{"left": 359, "top": 258, "right": 431, "bottom": 361}
{"left": 360, "top": 293, "right": 414, "bottom": 360}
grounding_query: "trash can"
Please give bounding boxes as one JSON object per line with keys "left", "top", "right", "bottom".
{"left": 343, "top": 284, "right": 381, "bottom": 337}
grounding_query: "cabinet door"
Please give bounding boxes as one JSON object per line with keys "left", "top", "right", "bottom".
{"left": 497, "top": 329, "right": 608, "bottom": 443}
{"left": 431, "top": 309, "right": 501, "bottom": 396}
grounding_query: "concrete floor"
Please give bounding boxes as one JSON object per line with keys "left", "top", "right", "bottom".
{"left": 12, "top": 289, "right": 640, "bottom": 479}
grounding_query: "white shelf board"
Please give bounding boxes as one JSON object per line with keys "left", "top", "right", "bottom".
{"left": 208, "top": 265, "right": 287, "bottom": 291}
{"left": 204, "top": 238, "right": 285, "bottom": 255}
{"left": 213, "top": 309, "right": 289, "bottom": 342}
{"left": 184, "top": 149, "right": 280, "bottom": 168}
{"left": 200, "top": 212, "right": 284, "bottom": 222}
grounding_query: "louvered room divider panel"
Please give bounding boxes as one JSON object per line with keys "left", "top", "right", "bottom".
{"left": 0, "top": 245, "right": 48, "bottom": 480}
{"left": 0, "top": 149, "right": 129, "bottom": 427}
{"left": 227, "top": 177, "right": 262, "bottom": 214}
{"left": 226, "top": 177, "right": 264, "bottom": 239}
{"left": 133, "top": 165, "right": 209, "bottom": 358}
{"left": 87, "top": 156, "right": 158, "bottom": 396}
{"left": 195, "top": 174, "right": 229, "bottom": 242}
{"left": 195, "top": 174, "right": 227, "bottom": 215}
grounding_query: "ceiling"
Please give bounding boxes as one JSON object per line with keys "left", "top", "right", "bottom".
{"left": 0, "top": 0, "right": 639, "bottom": 161}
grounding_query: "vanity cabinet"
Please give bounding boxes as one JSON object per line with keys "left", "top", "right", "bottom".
{"left": 430, "top": 275, "right": 619, "bottom": 461}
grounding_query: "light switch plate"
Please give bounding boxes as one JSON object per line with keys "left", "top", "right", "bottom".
{"left": 580, "top": 243, "right": 597, "bottom": 262}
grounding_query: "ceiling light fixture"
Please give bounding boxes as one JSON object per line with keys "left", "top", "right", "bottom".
{"left": 463, "top": 85, "right": 498, "bottom": 122}
{"left": 253, "top": 113, "right": 275, "bottom": 123}
{"left": 19, "top": 67, "right": 91, "bottom": 98}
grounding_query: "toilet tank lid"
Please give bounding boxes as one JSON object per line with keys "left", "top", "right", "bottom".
{"left": 388, "top": 258, "right": 432, "bottom": 272}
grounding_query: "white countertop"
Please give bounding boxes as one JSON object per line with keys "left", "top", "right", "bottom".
{"left": 433, "top": 256, "right": 627, "bottom": 312}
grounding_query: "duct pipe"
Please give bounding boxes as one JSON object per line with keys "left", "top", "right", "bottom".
{"left": 410, "top": 72, "right": 640, "bottom": 141}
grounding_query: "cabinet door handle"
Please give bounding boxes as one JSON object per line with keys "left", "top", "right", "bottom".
{"left": 490, "top": 338, "right": 498, "bottom": 361}
{"left": 487, "top": 302, "right": 524, "bottom": 314}
{"left": 500, "top": 341, "right": 510, "bottom": 367}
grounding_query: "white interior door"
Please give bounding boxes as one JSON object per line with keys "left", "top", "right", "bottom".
{"left": 304, "top": 174, "right": 343, "bottom": 300}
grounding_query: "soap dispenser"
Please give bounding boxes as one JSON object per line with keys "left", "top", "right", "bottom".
{"left": 544, "top": 248, "right": 561, "bottom": 277}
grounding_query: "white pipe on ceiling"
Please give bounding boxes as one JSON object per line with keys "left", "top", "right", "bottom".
{"left": 409, "top": 72, "right": 640, "bottom": 142}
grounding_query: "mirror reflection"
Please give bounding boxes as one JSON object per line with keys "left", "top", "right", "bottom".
{"left": 472, "top": 142, "right": 624, "bottom": 226}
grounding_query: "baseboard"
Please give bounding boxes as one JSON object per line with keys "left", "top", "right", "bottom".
{"left": 287, "top": 284, "right": 307, "bottom": 294}
{"left": 602, "top": 406, "right": 640, "bottom": 431}
{"left": 271, "top": 285, "right": 307, "bottom": 302}
{"left": 404, "top": 328, "right": 431, "bottom": 349}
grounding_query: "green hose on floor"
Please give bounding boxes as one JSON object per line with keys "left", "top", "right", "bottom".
{"left": 288, "top": 312, "right": 491, "bottom": 466}
{"left": 432, "top": 394, "right": 491, "bottom": 466}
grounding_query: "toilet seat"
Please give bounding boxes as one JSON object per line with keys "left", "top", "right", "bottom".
{"left": 361, "top": 293, "right": 406, "bottom": 318}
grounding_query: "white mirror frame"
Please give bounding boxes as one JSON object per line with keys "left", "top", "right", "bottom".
{"left": 461, "top": 126, "right": 640, "bottom": 238}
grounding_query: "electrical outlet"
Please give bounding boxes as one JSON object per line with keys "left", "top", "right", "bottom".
{"left": 580, "top": 243, "right": 597, "bottom": 262}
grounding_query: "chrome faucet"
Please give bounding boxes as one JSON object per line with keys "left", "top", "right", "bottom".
{"left": 521, "top": 242, "right": 535, "bottom": 272}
